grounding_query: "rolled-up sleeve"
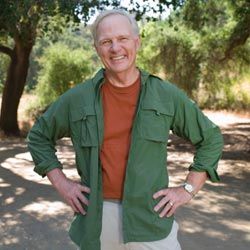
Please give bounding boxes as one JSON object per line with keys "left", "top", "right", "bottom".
{"left": 27, "top": 95, "right": 70, "bottom": 177}
{"left": 171, "top": 89, "right": 224, "bottom": 182}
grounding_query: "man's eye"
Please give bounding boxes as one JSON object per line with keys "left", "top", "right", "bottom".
{"left": 119, "top": 37, "right": 128, "bottom": 41}
{"left": 101, "top": 40, "right": 111, "bottom": 46}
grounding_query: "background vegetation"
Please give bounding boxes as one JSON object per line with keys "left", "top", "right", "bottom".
{"left": 0, "top": 0, "right": 249, "bottom": 135}
{"left": 138, "top": 0, "right": 250, "bottom": 109}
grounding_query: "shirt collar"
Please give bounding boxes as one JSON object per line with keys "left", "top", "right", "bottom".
{"left": 91, "top": 68, "right": 151, "bottom": 91}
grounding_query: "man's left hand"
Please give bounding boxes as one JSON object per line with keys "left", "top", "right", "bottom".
{"left": 153, "top": 187, "right": 192, "bottom": 218}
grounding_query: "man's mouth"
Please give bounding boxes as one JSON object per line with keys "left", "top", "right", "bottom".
{"left": 112, "top": 55, "right": 126, "bottom": 61}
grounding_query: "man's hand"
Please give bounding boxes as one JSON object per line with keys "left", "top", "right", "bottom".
{"left": 47, "top": 168, "right": 90, "bottom": 215}
{"left": 153, "top": 186, "right": 192, "bottom": 218}
{"left": 55, "top": 178, "right": 90, "bottom": 215}
{"left": 153, "top": 171, "right": 207, "bottom": 218}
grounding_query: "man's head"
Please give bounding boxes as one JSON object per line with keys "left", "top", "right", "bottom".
{"left": 91, "top": 9, "right": 141, "bottom": 77}
{"left": 91, "top": 9, "right": 140, "bottom": 45}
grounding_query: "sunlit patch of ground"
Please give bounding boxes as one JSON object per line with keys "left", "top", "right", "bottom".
{"left": 204, "top": 110, "right": 250, "bottom": 127}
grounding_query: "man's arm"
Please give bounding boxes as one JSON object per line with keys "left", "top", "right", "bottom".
{"left": 152, "top": 84, "right": 223, "bottom": 218}
{"left": 27, "top": 96, "right": 70, "bottom": 177}
{"left": 28, "top": 94, "right": 90, "bottom": 215}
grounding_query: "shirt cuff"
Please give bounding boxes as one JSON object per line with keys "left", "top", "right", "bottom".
{"left": 189, "top": 164, "right": 220, "bottom": 182}
{"left": 34, "top": 159, "right": 63, "bottom": 177}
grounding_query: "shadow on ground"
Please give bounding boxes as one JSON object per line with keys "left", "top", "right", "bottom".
{"left": 167, "top": 122, "right": 250, "bottom": 250}
{"left": 0, "top": 121, "right": 249, "bottom": 250}
{"left": 0, "top": 140, "right": 76, "bottom": 250}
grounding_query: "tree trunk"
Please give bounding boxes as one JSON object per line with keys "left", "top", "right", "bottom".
{"left": 0, "top": 40, "right": 33, "bottom": 136}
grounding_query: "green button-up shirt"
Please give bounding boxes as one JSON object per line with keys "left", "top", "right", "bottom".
{"left": 27, "top": 69, "right": 223, "bottom": 250}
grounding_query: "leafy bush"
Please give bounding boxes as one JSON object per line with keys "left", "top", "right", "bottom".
{"left": 35, "top": 43, "right": 93, "bottom": 108}
{"left": 138, "top": 22, "right": 202, "bottom": 98}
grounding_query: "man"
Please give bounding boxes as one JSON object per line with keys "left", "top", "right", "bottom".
{"left": 27, "top": 9, "right": 223, "bottom": 250}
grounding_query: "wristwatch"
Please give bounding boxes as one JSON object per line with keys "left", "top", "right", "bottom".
{"left": 183, "top": 182, "right": 195, "bottom": 197}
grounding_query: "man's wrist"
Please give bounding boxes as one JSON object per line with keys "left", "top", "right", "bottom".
{"left": 46, "top": 168, "right": 67, "bottom": 189}
{"left": 182, "top": 182, "right": 196, "bottom": 197}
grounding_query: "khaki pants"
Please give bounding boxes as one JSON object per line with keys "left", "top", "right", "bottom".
{"left": 100, "top": 200, "right": 182, "bottom": 250}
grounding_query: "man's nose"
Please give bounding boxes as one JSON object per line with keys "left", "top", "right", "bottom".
{"left": 110, "top": 41, "right": 121, "bottom": 51}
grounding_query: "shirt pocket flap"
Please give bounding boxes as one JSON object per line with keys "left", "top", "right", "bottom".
{"left": 142, "top": 101, "right": 174, "bottom": 116}
{"left": 140, "top": 101, "right": 174, "bottom": 142}
{"left": 71, "top": 106, "right": 96, "bottom": 122}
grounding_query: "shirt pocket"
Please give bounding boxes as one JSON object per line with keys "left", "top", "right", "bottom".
{"left": 139, "top": 101, "right": 174, "bottom": 142}
{"left": 71, "top": 106, "right": 98, "bottom": 147}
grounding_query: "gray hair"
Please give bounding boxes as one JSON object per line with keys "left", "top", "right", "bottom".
{"left": 91, "top": 9, "right": 140, "bottom": 44}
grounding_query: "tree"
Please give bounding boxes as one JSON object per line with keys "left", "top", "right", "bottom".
{"left": 181, "top": 0, "right": 250, "bottom": 61}
{"left": 0, "top": 0, "right": 183, "bottom": 136}
{"left": 180, "top": 0, "right": 250, "bottom": 107}
{"left": 223, "top": 0, "right": 250, "bottom": 60}
{"left": 0, "top": 1, "right": 81, "bottom": 135}
{"left": 137, "top": 0, "right": 250, "bottom": 107}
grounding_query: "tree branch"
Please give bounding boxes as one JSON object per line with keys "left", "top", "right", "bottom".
{"left": 0, "top": 45, "right": 13, "bottom": 58}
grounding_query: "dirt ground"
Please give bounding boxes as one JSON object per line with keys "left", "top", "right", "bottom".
{"left": 0, "top": 110, "right": 250, "bottom": 250}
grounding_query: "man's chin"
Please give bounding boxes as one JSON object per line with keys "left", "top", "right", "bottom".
{"left": 107, "top": 67, "right": 128, "bottom": 74}
{"left": 107, "top": 64, "right": 136, "bottom": 74}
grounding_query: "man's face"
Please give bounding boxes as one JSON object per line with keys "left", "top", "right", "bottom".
{"left": 95, "top": 14, "right": 140, "bottom": 76}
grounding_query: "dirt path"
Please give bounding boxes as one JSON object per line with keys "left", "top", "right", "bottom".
{"left": 0, "top": 111, "right": 249, "bottom": 250}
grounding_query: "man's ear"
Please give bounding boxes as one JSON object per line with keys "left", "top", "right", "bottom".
{"left": 94, "top": 43, "right": 98, "bottom": 53}
{"left": 93, "top": 42, "right": 99, "bottom": 55}
{"left": 135, "top": 36, "right": 141, "bottom": 51}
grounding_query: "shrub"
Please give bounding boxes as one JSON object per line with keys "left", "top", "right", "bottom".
{"left": 36, "top": 43, "right": 93, "bottom": 108}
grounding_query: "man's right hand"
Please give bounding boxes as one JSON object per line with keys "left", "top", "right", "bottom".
{"left": 46, "top": 168, "right": 90, "bottom": 215}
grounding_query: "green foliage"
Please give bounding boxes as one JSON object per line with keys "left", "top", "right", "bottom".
{"left": 26, "top": 18, "right": 98, "bottom": 90}
{"left": 0, "top": 54, "right": 10, "bottom": 92}
{"left": 35, "top": 43, "right": 93, "bottom": 108}
{"left": 138, "top": 22, "right": 201, "bottom": 97}
{"left": 137, "top": 0, "right": 250, "bottom": 109}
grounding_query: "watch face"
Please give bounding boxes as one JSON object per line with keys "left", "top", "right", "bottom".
{"left": 185, "top": 183, "right": 193, "bottom": 192}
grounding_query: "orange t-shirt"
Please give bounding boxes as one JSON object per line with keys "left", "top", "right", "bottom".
{"left": 100, "top": 77, "right": 140, "bottom": 199}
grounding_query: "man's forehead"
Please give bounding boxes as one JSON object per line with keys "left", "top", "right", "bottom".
{"left": 97, "top": 14, "right": 132, "bottom": 31}
{"left": 99, "top": 13, "right": 130, "bottom": 25}
{"left": 96, "top": 14, "right": 134, "bottom": 40}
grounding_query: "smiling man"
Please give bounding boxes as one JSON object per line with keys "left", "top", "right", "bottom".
{"left": 94, "top": 13, "right": 140, "bottom": 86}
{"left": 27, "top": 9, "right": 223, "bottom": 250}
